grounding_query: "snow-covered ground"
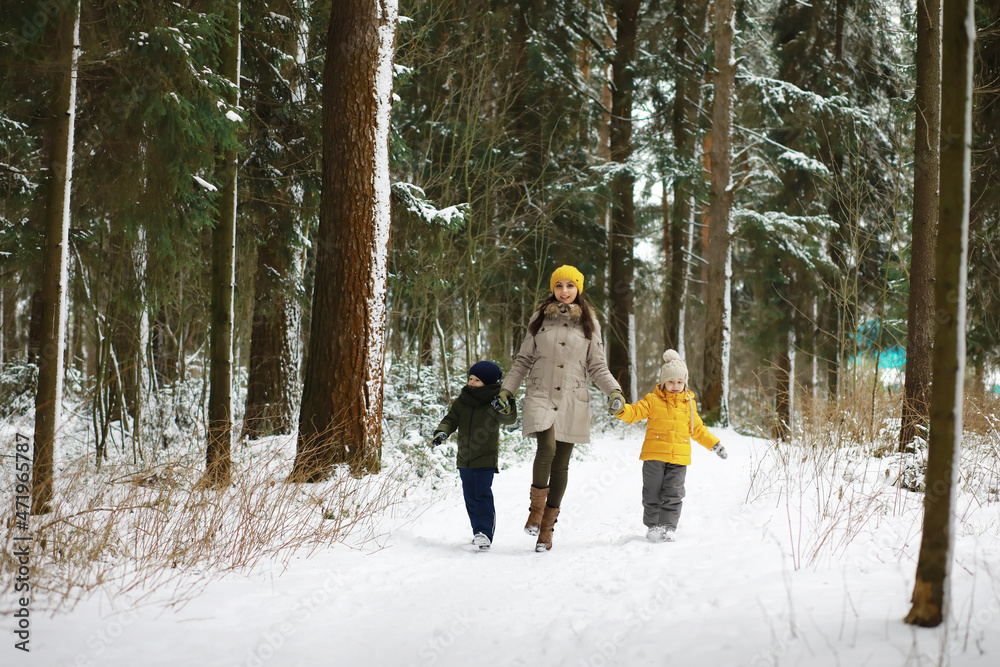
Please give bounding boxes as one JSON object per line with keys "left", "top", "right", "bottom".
{"left": 8, "top": 427, "right": 1000, "bottom": 667}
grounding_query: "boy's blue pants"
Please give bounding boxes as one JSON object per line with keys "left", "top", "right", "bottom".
{"left": 459, "top": 467, "right": 496, "bottom": 542}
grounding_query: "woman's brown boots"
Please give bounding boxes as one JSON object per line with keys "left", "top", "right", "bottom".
{"left": 535, "top": 506, "right": 560, "bottom": 551}
{"left": 525, "top": 485, "right": 548, "bottom": 536}
{"left": 526, "top": 486, "right": 560, "bottom": 551}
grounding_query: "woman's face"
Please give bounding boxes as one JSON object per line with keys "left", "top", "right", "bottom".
{"left": 553, "top": 279, "right": 579, "bottom": 304}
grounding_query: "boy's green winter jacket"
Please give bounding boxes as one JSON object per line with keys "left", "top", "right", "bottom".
{"left": 435, "top": 382, "right": 517, "bottom": 469}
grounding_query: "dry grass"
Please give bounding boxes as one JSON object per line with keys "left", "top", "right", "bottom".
{"left": 740, "top": 374, "right": 1000, "bottom": 570}
{"left": 964, "top": 389, "right": 1000, "bottom": 435}
{"left": 0, "top": 436, "right": 401, "bottom": 613}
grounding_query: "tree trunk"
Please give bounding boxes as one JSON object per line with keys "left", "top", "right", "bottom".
{"left": 1, "top": 283, "right": 17, "bottom": 364}
{"left": 817, "top": 286, "right": 841, "bottom": 401}
{"left": 68, "top": 269, "right": 86, "bottom": 376}
{"left": 905, "top": 0, "right": 974, "bottom": 629}
{"left": 900, "top": 0, "right": 941, "bottom": 451}
{"left": 27, "top": 290, "right": 43, "bottom": 366}
{"left": 665, "top": 0, "right": 707, "bottom": 353}
{"left": 791, "top": 268, "right": 815, "bottom": 414}
{"left": 701, "top": 0, "right": 736, "bottom": 425}
{"left": 151, "top": 305, "right": 178, "bottom": 387}
{"left": 291, "top": 0, "right": 398, "bottom": 481}
{"left": 243, "top": 229, "right": 299, "bottom": 440}
{"left": 0, "top": 286, "right": 7, "bottom": 364}
{"left": 834, "top": 0, "right": 847, "bottom": 63}
{"left": 31, "top": 0, "right": 80, "bottom": 515}
{"left": 107, "top": 229, "right": 142, "bottom": 421}
{"left": 772, "top": 332, "right": 792, "bottom": 441}
{"left": 608, "top": 0, "right": 641, "bottom": 401}
{"left": 241, "top": 0, "right": 308, "bottom": 442}
{"left": 205, "top": 1, "right": 241, "bottom": 488}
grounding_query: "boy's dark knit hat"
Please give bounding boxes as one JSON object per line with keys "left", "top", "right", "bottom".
{"left": 469, "top": 361, "right": 502, "bottom": 385}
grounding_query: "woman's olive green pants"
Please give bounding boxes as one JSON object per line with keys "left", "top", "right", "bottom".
{"left": 531, "top": 427, "right": 574, "bottom": 508}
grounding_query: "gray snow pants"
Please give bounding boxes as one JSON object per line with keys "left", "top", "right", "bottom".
{"left": 641, "top": 460, "right": 687, "bottom": 529}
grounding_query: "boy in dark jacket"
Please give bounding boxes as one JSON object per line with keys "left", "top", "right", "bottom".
{"left": 431, "top": 361, "right": 517, "bottom": 551}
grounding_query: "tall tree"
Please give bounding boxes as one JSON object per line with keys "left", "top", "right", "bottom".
{"left": 769, "top": 0, "right": 903, "bottom": 404}
{"left": 905, "top": 0, "right": 974, "bottom": 629}
{"left": 31, "top": 0, "right": 81, "bottom": 515}
{"left": 900, "top": 0, "right": 941, "bottom": 450}
{"left": 965, "top": 3, "right": 1000, "bottom": 397}
{"left": 701, "top": 0, "right": 736, "bottom": 425}
{"left": 664, "top": 0, "right": 707, "bottom": 354}
{"left": 607, "top": 0, "right": 641, "bottom": 400}
{"left": 241, "top": 0, "right": 315, "bottom": 440}
{"left": 291, "top": 0, "right": 398, "bottom": 480}
{"left": 205, "top": 0, "right": 242, "bottom": 487}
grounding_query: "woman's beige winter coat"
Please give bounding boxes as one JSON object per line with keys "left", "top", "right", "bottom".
{"left": 502, "top": 302, "right": 621, "bottom": 443}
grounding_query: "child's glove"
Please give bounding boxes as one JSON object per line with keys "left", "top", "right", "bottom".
{"left": 712, "top": 443, "right": 728, "bottom": 459}
{"left": 607, "top": 390, "right": 626, "bottom": 416}
{"left": 492, "top": 389, "right": 514, "bottom": 415}
{"left": 430, "top": 432, "right": 447, "bottom": 447}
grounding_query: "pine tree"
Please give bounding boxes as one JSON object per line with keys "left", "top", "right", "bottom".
{"left": 900, "top": 0, "right": 941, "bottom": 450}
{"left": 291, "top": 0, "right": 398, "bottom": 480}
{"left": 204, "top": 0, "right": 242, "bottom": 488}
{"left": 607, "top": 0, "right": 641, "bottom": 401}
{"left": 905, "top": 0, "right": 974, "bottom": 629}
{"left": 240, "top": 0, "right": 317, "bottom": 440}
{"left": 701, "top": 0, "right": 736, "bottom": 425}
{"left": 0, "top": 7, "right": 47, "bottom": 367}
{"left": 766, "top": 0, "right": 904, "bottom": 405}
{"left": 664, "top": 0, "right": 708, "bottom": 354}
{"left": 68, "top": 1, "right": 244, "bottom": 463}
{"left": 31, "top": 0, "right": 81, "bottom": 514}
{"left": 966, "top": 3, "right": 1000, "bottom": 386}
{"left": 390, "top": 1, "right": 611, "bottom": 373}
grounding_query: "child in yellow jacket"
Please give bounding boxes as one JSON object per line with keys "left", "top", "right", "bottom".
{"left": 613, "top": 350, "right": 727, "bottom": 542}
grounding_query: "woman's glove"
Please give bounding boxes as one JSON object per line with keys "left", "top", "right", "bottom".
{"left": 712, "top": 443, "right": 728, "bottom": 459}
{"left": 430, "top": 432, "right": 447, "bottom": 447}
{"left": 492, "top": 389, "right": 514, "bottom": 415}
{"left": 607, "top": 390, "right": 626, "bottom": 416}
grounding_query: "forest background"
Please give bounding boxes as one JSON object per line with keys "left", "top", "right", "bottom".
{"left": 4, "top": 0, "right": 999, "bottom": 455}
{"left": 1, "top": 0, "right": 999, "bottom": 619}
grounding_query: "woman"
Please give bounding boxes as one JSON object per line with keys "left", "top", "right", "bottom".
{"left": 496, "top": 265, "right": 625, "bottom": 551}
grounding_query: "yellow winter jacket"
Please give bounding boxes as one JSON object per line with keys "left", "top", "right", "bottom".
{"left": 615, "top": 386, "right": 720, "bottom": 465}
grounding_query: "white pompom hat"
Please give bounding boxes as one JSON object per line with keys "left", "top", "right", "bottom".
{"left": 658, "top": 349, "right": 688, "bottom": 386}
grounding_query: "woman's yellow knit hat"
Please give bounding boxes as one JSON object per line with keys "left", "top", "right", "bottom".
{"left": 550, "top": 265, "right": 585, "bottom": 294}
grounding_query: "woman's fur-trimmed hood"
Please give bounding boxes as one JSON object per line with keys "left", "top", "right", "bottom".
{"left": 544, "top": 302, "right": 582, "bottom": 321}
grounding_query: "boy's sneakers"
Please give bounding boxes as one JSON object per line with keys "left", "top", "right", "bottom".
{"left": 646, "top": 525, "right": 676, "bottom": 543}
{"left": 473, "top": 533, "right": 491, "bottom": 551}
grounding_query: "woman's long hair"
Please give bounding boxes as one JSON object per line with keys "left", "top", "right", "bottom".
{"left": 528, "top": 293, "right": 596, "bottom": 340}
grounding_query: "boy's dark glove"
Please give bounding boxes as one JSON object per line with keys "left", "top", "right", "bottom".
{"left": 430, "top": 432, "right": 447, "bottom": 447}
{"left": 712, "top": 443, "right": 728, "bottom": 459}
{"left": 492, "top": 389, "right": 514, "bottom": 415}
{"left": 607, "top": 390, "right": 626, "bottom": 416}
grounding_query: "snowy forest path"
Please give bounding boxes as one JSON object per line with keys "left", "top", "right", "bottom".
{"left": 23, "top": 430, "right": 1000, "bottom": 667}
